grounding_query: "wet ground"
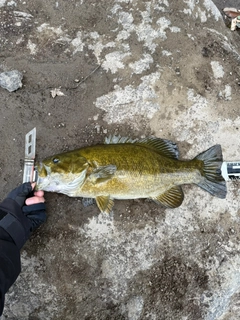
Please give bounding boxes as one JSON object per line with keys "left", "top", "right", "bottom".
{"left": 1, "top": 0, "right": 240, "bottom": 319}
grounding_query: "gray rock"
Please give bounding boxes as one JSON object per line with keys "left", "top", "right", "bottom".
{"left": 0, "top": 70, "right": 23, "bottom": 92}
{"left": 82, "top": 197, "right": 95, "bottom": 207}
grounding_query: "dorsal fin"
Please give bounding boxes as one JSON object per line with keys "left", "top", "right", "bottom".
{"left": 136, "top": 137, "right": 179, "bottom": 159}
{"left": 104, "top": 135, "right": 179, "bottom": 159}
{"left": 104, "top": 135, "right": 137, "bottom": 144}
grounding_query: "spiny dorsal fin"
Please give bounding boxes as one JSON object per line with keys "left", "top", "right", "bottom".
{"left": 104, "top": 135, "right": 179, "bottom": 159}
{"left": 152, "top": 186, "right": 184, "bottom": 208}
{"left": 96, "top": 195, "right": 114, "bottom": 213}
{"left": 104, "top": 135, "right": 138, "bottom": 144}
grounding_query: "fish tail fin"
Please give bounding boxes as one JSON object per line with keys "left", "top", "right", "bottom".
{"left": 194, "top": 144, "right": 227, "bottom": 199}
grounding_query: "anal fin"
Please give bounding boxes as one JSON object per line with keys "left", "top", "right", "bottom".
{"left": 96, "top": 195, "right": 114, "bottom": 213}
{"left": 152, "top": 186, "right": 184, "bottom": 208}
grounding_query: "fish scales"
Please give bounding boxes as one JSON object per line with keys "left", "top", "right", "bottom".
{"left": 80, "top": 144, "right": 198, "bottom": 197}
{"left": 36, "top": 136, "right": 227, "bottom": 213}
{"left": 83, "top": 144, "right": 162, "bottom": 197}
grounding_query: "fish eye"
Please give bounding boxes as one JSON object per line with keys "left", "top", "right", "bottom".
{"left": 52, "top": 158, "right": 60, "bottom": 164}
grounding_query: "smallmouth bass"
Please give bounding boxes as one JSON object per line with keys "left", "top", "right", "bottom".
{"left": 36, "top": 136, "right": 227, "bottom": 213}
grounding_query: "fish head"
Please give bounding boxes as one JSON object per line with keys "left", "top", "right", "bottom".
{"left": 36, "top": 150, "right": 89, "bottom": 196}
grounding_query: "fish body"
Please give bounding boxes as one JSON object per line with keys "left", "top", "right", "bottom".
{"left": 36, "top": 136, "right": 227, "bottom": 213}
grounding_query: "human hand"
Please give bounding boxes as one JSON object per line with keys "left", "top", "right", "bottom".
{"left": 0, "top": 182, "right": 47, "bottom": 249}
{"left": 5, "top": 182, "right": 46, "bottom": 230}
{"left": 25, "top": 183, "right": 45, "bottom": 205}
{"left": 22, "top": 182, "right": 46, "bottom": 232}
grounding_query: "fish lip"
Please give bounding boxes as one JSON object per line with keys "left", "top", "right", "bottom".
{"left": 36, "top": 161, "right": 50, "bottom": 172}
{"left": 43, "top": 163, "right": 51, "bottom": 175}
{"left": 35, "top": 162, "right": 50, "bottom": 190}
{"left": 36, "top": 161, "right": 62, "bottom": 192}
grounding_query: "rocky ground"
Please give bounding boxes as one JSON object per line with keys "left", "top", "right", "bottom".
{"left": 1, "top": 0, "right": 240, "bottom": 319}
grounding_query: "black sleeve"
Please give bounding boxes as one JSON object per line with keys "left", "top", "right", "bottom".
{"left": 0, "top": 190, "right": 45, "bottom": 316}
{"left": 0, "top": 201, "right": 29, "bottom": 317}
{"left": 0, "top": 226, "right": 21, "bottom": 316}
{"left": 0, "top": 199, "right": 31, "bottom": 250}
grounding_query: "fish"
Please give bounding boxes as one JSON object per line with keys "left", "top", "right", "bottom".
{"left": 36, "top": 136, "right": 227, "bottom": 213}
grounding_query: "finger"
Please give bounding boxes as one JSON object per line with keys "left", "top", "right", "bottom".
{"left": 34, "top": 190, "right": 44, "bottom": 197}
{"left": 25, "top": 196, "right": 45, "bottom": 206}
{"left": 26, "top": 196, "right": 45, "bottom": 205}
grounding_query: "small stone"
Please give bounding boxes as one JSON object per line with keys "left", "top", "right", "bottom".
{"left": 0, "top": 70, "right": 23, "bottom": 92}
{"left": 82, "top": 198, "right": 94, "bottom": 207}
{"left": 175, "top": 67, "right": 181, "bottom": 76}
{"left": 95, "top": 124, "right": 101, "bottom": 133}
{"left": 50, "top": 87, "right": 66, "bottom": 98}
{"left": 202, "top": 47, "right": 211, "bottom": 57}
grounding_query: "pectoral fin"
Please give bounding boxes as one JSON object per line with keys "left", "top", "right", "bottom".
{"left": 96, "top": 195, "right": 114, "bottom": 213}
{"left": 152, "top": 186, "right": 184, "bottom": 208}
{"left": 89, "top": 165, "right": 117, "bottom": 184}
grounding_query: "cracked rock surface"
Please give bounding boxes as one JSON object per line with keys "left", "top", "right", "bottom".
{"left": 1, "top": 0, "right": 240, "bottom": 319}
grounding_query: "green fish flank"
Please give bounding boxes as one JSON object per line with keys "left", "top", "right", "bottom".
{"left": 36, "top": 136, "right": 227, "bottom": 213}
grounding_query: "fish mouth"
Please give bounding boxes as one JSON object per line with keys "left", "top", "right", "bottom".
{"left": 36, "top": 173, "right": 61, "bottom": 192}
{"left": 35, "top": 162, "right": 48, "bottom": 176}
{"left": 36, "top": 164, "right": 60, "bottom": 192}
{"left": 35, "top": 164, "right": 87, "bottom": 195}
{"left": 35, "top": 162, "right": 52, "bottom": 191}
